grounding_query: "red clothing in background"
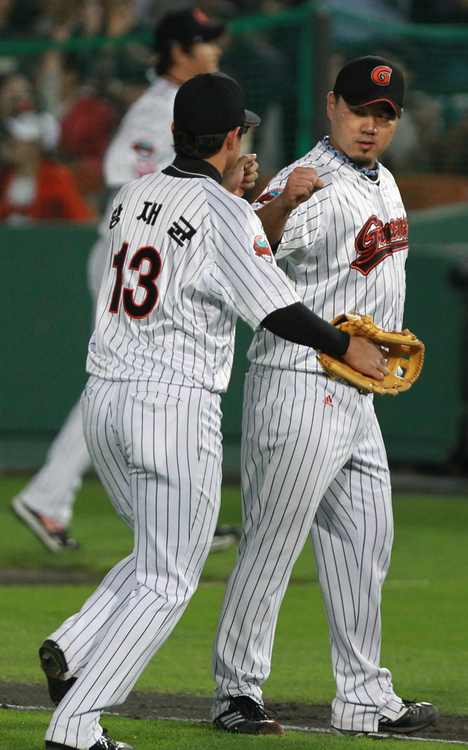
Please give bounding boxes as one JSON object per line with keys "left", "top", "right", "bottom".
{"left": 0, "top": 159, "right": 96, "bottom": 221}
{"left": 58, "top": 91, "right": 119, "bottom": 170}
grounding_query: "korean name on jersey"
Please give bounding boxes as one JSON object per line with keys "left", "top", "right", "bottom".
{"left": 87, "top": 171, "right": 299, "bottom": 392}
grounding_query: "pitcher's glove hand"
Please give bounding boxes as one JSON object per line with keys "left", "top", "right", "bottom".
{"left": 317, "top": 313, "right": 425, "bottom": 395}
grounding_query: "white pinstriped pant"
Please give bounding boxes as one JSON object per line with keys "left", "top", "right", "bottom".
{"left": 212, "top": 365, "right": 403, "bottom": 733}
{"left": 45, "top": 376, "right": 222, "bottom": 749}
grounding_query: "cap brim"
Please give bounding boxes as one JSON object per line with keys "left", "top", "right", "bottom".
{"left": 344, "top": 94, "right": 401, "bottom": 118}
{"left": 363, "top": 97, "right": 401, "bottom": 117}
{"left": 197, "top": 22, "right": 225, "bottom": 42}
{"left": 244, "top": 109, "right": 261, "bottom": 127}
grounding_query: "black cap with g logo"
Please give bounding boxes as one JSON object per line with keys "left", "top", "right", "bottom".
{"left": 153, "top": 7, "right": 225, "bottom": 55}
{"left": 333, "top": 55, "right": 404, "bottom": 117}
{"left": 173, "top": 72, "right": 261, "bottom": 135}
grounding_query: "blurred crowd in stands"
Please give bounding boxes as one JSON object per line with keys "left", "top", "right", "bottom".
{"left": 0, "top": 0, "right": 467, "bottom": 222}
{"left": 0, "top": 0, "right": 304, "bottom": 221}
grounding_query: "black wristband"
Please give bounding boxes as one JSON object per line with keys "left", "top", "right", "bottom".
{"left": 261, "top": 302, "right": 350, "bottom": 356}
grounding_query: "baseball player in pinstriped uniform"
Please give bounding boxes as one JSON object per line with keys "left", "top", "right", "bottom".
{"left": 38, "top": 71, "right": 389, "bottom": 750}
{"left": 211, "top": 57, "right": 440, "bottom": 737}
{"left": 11, "top": 8, "right": 239, "bottom": 554}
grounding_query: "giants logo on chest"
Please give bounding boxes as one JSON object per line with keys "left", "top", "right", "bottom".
{"left": 351, "top": 215, "right": 408, "bottom": 275}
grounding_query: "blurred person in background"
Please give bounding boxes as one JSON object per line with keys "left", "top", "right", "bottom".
{"left": 0, "top": 72, "right": 36, "bottom": 187}
{"left": 34, "top": 0, "right": 152, "bottom": 116}
{"left": 36, "top": 50, "right": 120, "bottom": 173}
{"left": 0, "top": 0, "right": 41, "bottom": 41}
{"left": 0, "top": 110, "right": 95, "bottom": 222}
{"left": 11, "top": 7, "right": 241, "bottom": 555}
{"left": 33, "top": 0, "right": 103, "bottom": 40}
{"left": 92, "top": 0, "right": 153, "bottom": 114}
{"left": 102, "top": 6, "right": 224, "bottom": 192}
{"left": 0, "top": 72, "right": 35, "bottom": 121}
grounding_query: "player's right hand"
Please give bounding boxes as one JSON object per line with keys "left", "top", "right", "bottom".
{"left": 223, "top": 153, "right": 258, "bottom": 197}
{"left": 343, "top": 336, "right": 388, "bottom": 381}
{"left": 281, "top": 167, "right": 324, "bottom": 210}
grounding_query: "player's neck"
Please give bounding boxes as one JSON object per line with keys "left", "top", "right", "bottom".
{"left": 163, "top": 72, "right": 187, "bottom": 87}
{"left": 205, "top": 152, "right": 228, "bottom": 176}
{"left": 324, "top": 136, "right": 379, "bottom": 179}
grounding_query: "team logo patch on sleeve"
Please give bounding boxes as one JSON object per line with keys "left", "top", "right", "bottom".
{"left": 253, "top": 235, "right": 272, "bottom": 261}
{"left": 132, "top": 141, "right": 159, "bottom": 177}
{"left": 132, "top": 141, "right": 155, "bottom": 158}
{"left": 257, "top": 188, "right": 284, "bottom": 204}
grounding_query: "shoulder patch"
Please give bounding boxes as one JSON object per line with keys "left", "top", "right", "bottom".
{"left": 257, "top": 187, "right": 284, "bottom": 204}
{"left": 253, "top": 235, "right": 272, "bottom": 261}
{"left": 132, "top": 141, "right": 155, "bottom": 158}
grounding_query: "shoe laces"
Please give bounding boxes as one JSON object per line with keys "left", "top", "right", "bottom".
{"left": 98, "top": 729, "right": 115, "bottom": 749}
{"left": 380, "top": 699, "right": 416, "bottom": 724}
{"left": 401, "top": 699, "right": 420, "bottom": 715}
{"left": 230, "top": 696, "right": 276, "bottom": 722}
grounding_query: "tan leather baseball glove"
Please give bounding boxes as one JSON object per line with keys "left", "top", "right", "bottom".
{"left": 317, "top": 313, "right": 425, "bottom": 396}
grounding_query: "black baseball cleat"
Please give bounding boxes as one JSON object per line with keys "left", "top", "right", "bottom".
{"left": 11, "top": 496, "right": 80, "bottom": 552}
{"left": 39, "top": 639, "right": 77, "bottom": 706}
{"left": 210, "top": 524, "right": 241, "bottom": 553}
{"left": 331, "top": 699, "right": 440, "bottom": 737}
{"left": 378, "top": 700, "right": 440, "bottom": 734}
{"left": 45, "top": 728, "right": 135, "bottom": 749}
{"left": 213, "top": 695, "right": 284, "bottom": 735}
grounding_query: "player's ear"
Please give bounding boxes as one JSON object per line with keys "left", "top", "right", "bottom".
{"left": 171, "top": 122, "right": 175, "bottom": 133}
{"left": 327, "top": 91, "right": 336, "bottom": 120}
{"left": 169, "top": 42, "right": 186, "bottom": 65}
{"left": 225, "top": 127, "right": 240, "bottom": 151}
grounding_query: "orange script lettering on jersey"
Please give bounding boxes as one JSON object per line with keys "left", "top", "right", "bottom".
{"left": 351, "top": 215, "right": 408, "bottom": 275}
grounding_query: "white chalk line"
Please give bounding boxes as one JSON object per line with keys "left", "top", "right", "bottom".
{"left": 2, "top": 703, "right": 467, "bottom": 745}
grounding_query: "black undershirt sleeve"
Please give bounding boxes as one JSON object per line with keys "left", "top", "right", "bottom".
{"left": 261, "top": 302, "right": 350, "bottom": 356}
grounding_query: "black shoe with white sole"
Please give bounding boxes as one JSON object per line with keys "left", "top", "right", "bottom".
{"left": 12, "top": 496, "right": 80, "bottom": 552}
{"left": 39, "top": 639, "right": 77, "bottom": 706}
{"left": 378, "top": 700, "right": 440, "bottom": 734}
{"left": 331, "top": 699, "right": 440, "bottom": 737}
{"left": 213, "top": 695, "right": 284, "bottom": 735}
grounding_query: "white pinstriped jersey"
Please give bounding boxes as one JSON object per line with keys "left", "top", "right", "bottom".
{"left": 104, "top": 77, "right": 178, "bottom": 189}
{"left": 87, "top": 166, "right": 299, "bottom": 392}
{"left": 250, "top": 138, "right": 408, "bottom": 372}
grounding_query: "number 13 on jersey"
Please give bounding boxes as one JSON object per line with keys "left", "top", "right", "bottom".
{"left": 109, "top": 242, "right": 162, "bottom": 319}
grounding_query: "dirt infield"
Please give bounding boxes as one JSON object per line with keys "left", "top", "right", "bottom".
{"left": 1, "top": 682, "right": 467, "bottom": 743}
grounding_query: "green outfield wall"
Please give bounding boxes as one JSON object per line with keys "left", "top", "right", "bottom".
{"left": 1, "top": 206, "right": 468, "bottom": 474}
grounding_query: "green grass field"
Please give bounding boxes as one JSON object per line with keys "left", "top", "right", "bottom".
{"left": 1, "top": 475, "right": 467, "bottom": 748}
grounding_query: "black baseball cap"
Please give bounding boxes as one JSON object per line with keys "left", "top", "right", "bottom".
{"left": 154, "top": 7, "right": 225, "bottom": 55}
{"left": 333, "top": 55, "right": 404, "bottom": 117}
{"left": 173, "top": 72, "right": 261, "bottom": 135}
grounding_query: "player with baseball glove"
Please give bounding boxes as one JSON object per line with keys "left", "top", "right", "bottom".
{"left": 317, "top": 312, "right": 425, "bottom": 395}
{"left": 211, "top": 55, "right": 439, "bottom": 739}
